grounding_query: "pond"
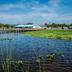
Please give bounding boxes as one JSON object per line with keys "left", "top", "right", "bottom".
{"left": 0, "top": 33, "right": 72, "bottom": 71}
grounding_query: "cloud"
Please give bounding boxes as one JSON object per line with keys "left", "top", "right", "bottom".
{"left": 31, "top": 0, "right": 61, "bottom": 17}
{"left": 0, "top": 0, "right": 60, "bottom": 19}
{"left": 49, "top": 0, "right": 61, "bottom": 6}
{"left": 56, "top": 15, "right": 72, "bottom": 20}
{"left": 0, "top": 3, "right": 26, "bottom": 10}
{"left": 0, "top": 12, "right": 72, "bottom": 24}
{"left": 0, "top": 0, "right": 72, "bottom": 24}
{"left": 0, "top": 0, "right": 41, "bottom": 10}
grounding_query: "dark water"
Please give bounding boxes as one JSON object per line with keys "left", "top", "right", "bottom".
{"left": 0, "top": 33, "right": 72, "bottom": 65}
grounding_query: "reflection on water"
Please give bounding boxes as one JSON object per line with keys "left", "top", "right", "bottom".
{"left": 0, "top": 33, "right": 72, "bottom": 71}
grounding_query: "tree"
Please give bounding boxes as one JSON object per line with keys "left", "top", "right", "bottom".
{"left": 0, "top": 23, "right": 4, "bottom": 28}
{"left": 51, "top": 23, "right": 59, "bottom": 27}
{"left": 4, "top": 24, "right": 10, "bottom": 29}
{"left": 70, "top": 24, "right": 72, "bottom": 26}
{"left": 45, "top": 23, "right": 48, "bottom": 27}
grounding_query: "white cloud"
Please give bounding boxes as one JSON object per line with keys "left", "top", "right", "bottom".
{"left": 0, "top": 13, "right": 25, "bottom": 19}
{"left": 0, "top": 3, "right": 26, "bottom": 10}
{"left": 1, "top": 0, "right": 72, "bottom": 24}
{"left": 0, "top": 0, "right": 60, "bottom": 20}
{"left": 0, "top": 0, "right": 41, "bottom": 10}
{"left": 56, "top": 15, "right": 72, "bottom": 20}
{"left": 49, "top": 0, "right": 61, "bottom": 6}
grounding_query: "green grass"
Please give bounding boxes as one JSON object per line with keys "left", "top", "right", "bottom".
{"left": 25, "top": 30, "right": 72, "bottom": 40}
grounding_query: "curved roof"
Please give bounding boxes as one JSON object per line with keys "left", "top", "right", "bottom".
{"left": 15, "top": 24, "right": 33, "bottom": 27}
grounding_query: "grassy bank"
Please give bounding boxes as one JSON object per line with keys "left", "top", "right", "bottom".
{"left": 25, "top": 30, "right": 72, "bottom": 40}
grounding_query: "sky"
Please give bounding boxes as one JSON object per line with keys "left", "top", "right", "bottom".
{"left": 0, "top": 0, "right": 72, "bottom": 24}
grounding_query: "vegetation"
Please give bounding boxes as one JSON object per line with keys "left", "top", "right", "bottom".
{"left": 0, "top": 23, "right": 72, "bottom": 72}
{"left": 0, "top": 32, "right": 72, "bottom": 72}
{"left": 45, "top": 23, "right": 72, "bottom": 29}
{"left": 25, "top": 30, "right": 72, "bottom": 40}
{"left": 0, "top": 23, "right": 72, "bottom": 29}
{"left": 0, "top": 37, "right": 65, "bottom": 72}
{"left": 0, "top": 23, "right": 15, "bottom": 29}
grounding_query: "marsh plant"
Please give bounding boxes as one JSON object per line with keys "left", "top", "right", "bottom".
{"left": 0, "top": 36, "right": 30, "bottom": 72}
{"left": 0, "top": 38, "right": 13, "bottom": 72}
{"left": 46, "top": 52, "right": 64, "bottom": 63}
{"left": 0, "top": 36, "right": 65, "bottom": 72}
{"left": 0, "top": 31, "right": 71, "bottom": 72}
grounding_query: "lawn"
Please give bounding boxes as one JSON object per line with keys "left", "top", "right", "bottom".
{"left": 25, "top": 30, "right": 72, "bottom": 40}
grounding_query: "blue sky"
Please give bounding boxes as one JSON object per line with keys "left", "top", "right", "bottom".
{"left": 0, "top": 0, "right": 72, "bottom": 24}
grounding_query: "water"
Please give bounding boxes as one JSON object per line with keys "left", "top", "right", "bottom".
{"left": 0, "top": 33, "right": 72, "bottom": 70}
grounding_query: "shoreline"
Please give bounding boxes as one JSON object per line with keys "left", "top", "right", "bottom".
{"left": 24, "top": 30, "right": 72, "bottom": 40}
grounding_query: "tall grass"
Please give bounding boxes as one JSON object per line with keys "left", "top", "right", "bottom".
{"left": 0, "top": 29, "right": 71, "bottom": 72}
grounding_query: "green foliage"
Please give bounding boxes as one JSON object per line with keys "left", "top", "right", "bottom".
{"left": 25, "top": 30, "right": 72, "bottom": 40}
{"left": 0, "top": 24, "right": 15, "bottom": 28}
{"left": 44, "top": 23, "right": 72, "bottom": 28}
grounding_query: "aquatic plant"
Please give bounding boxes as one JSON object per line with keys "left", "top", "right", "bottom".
{"left": 46, "top": 52, "right": 64, "bottom": 63}
{"left": 46, "top": 54, "right": 55, "bottom": 62}
{"left": 0, "top": 37, "right": 13, "bottom": 72}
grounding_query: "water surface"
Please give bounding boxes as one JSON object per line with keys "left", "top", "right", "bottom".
{"left": 0, "top": 33, "right": 72, "bottom": 65}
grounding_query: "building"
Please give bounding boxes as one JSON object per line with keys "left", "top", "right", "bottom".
{"left": 69, "top": 26, "right": 72, "bottom": 29}
{"left": 15, "top": 23, "right": 42, "bottom": 29}
{"left": 48, "top": 26, "right": 62, "bottom": 30}
{"left": 63, "top": 27, "right": 68, "bottom": 30}
{"left": 33, "top": 25, "right": 42, "bottom": 28}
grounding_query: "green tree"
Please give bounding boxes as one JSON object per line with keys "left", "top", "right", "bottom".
{"left": 4, "top": 24, "right": 10, "bottom": 29}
